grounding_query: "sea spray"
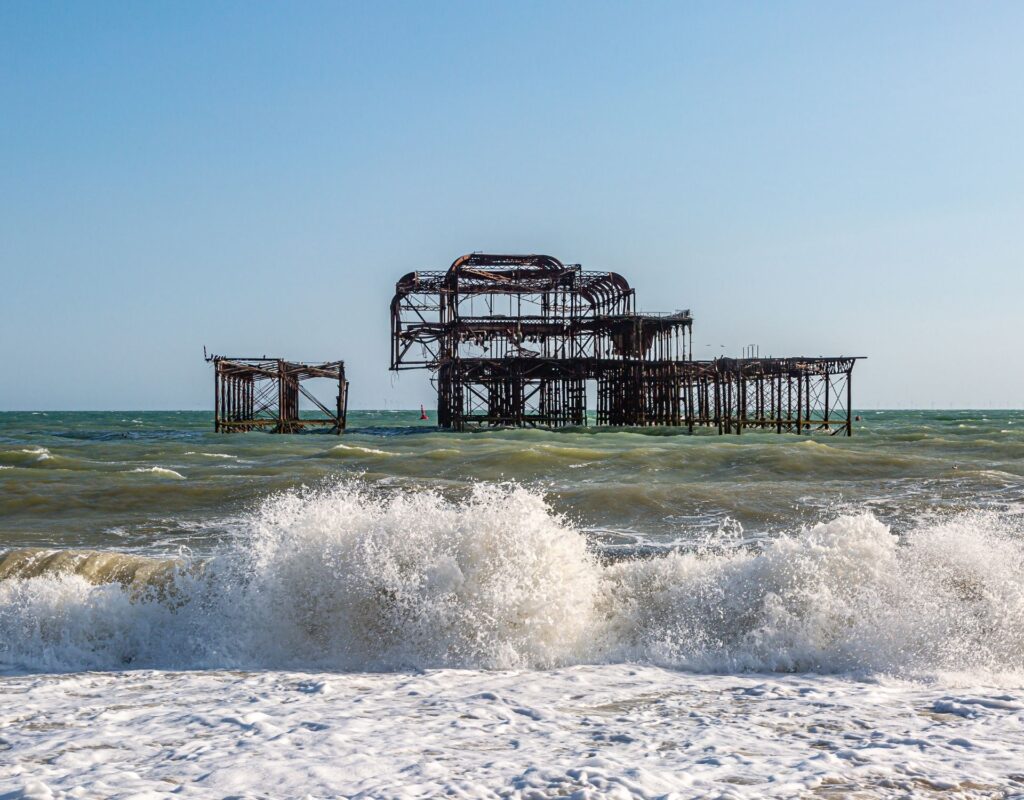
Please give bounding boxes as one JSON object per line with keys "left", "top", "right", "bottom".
{"left": 1, "top": 481, "right": 1023, "bottom": 676}
{"left": 602, "top": 511, "right": 1024, "bottom": 673}
{"left": 237, "top": 482, "right": 600, "bottom": 669}
{"left": 0, "top": 483, "right": 601, "bottom": 671}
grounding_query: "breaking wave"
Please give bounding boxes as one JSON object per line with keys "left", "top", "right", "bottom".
{"left": 0, "top": 446, "right": 54, "bottom": 466}
{"left": 1, "top": 482, "right": 1023, "bottom": 676}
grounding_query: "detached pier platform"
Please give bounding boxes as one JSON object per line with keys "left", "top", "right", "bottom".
{"left": 208, "top": 356, "right": 348, "bottom": 433}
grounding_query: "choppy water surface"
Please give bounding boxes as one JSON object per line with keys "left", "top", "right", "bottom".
{"left": 4, "top": 410, "right": 1024, "bottom": 798}
{"left": 2, "top": 409, "right": 1023, "bottom": 555}
{"left": 3, "top": 408, "right": 1023, "bottom": 676}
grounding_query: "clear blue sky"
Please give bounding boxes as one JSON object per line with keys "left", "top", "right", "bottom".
{"left": 2, "top": 1, "right": 1022, "bottom": 409}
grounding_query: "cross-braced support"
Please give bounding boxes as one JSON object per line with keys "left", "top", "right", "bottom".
{"left": 679, "top": 357, "right": 857, "bottom": 436}
{"left": 208, "top": 356, "right": 348, "bottom": 433}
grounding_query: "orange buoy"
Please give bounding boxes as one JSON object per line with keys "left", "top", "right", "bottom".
{"left": 420, "top": 404, "right": 428, "bottom": 420}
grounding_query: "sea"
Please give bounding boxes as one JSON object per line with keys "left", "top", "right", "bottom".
{"left": 1, "top": 410, "right": 1023, "bottom": 799}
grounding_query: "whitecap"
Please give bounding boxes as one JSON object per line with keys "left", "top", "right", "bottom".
{"left": 1, "top": 483, "right": 1023, "bottom": 678}
{"left": 329, "top": 444, "right": 394, "bottom": 456}
{"left": 128, "top": 467, "right": 186, "bottom": 480}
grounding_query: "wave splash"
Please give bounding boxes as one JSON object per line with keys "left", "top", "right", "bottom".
{"left": 1, "top": 482, "right": 1022, "bottom": 675}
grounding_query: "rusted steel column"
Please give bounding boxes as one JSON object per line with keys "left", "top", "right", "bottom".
{"left": 824, "top": 373, "right": 830, "bottom": 431}
{"left": 776, "top": 372, "right": 783, "bottom": 434}
{"left": 736, "top": 375, "right": 743, "bottom": 435}
{"left": 213, "top": 362, "right": 220, "bottom": 432}
{"left": 342, "top": 368, "right": 350, "bottom": 430}
{"left": 787, "top": 374, "right": 793, "bottom": 432}
{"left": 276, "top": 360, "right": 285, "bottom": 433}
{"left": 796, "top": 371, "right": 803, "bottom": 434}
{"left": 846, "top": 369, "right": 853, "bottom": 437}
{"left": 686, "top": 371, "right": 694, "bottom": 433}
{"left": 805, "top": 372, "right": 811, "bottom": 430}
{"left": 714, "top": 376, "right": 722, "bottom": 435}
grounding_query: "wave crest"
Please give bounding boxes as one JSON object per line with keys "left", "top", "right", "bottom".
{"left": 1, "top": 482, "right": 1022, "bottom": 676}
{"left": 242, "top": 483, "right": 599, "bottom": 669}
{"left": 604, "top": 512, "right": 1024, "bottom": 674}
{"left": 128, "top": 466, "right": 186, "bottom": 479}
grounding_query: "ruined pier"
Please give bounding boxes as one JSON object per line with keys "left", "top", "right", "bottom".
{"left": 391, "top": 253, "right": 862, "bottom": 434}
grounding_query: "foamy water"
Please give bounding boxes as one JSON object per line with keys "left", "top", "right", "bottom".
{"left": 127, "top": 465, "right": 186, "bottom": 479}
{"left": 2, "top": 483, "right": 1023, "bottom": 677}
{"left": 7, "top": 665, "right": 1024, "bottom": 799}
{"left": 2, "top": 410, "right": 1024, "bottom": 797}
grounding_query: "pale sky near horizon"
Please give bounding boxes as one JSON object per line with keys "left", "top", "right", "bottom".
{"left": 2, "top": 1, "right": 1022, "bottom": 410}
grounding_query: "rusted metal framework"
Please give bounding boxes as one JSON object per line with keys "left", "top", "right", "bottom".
{"left": 208, "top": 356, "right": 348, "bottom": 433}
{"left": 391, "top": 254, "right": 692, "bottom": 429}
{"left": 390, "top": 253, "right": 862, "bottom": 434}
{"left": 678, "top": 357, "right": 858, "bottom": 435}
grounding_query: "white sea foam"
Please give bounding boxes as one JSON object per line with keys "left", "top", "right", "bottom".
{"left": 127, "top": 466, "right": 185, "bottom": 479}
{"left": 22, "top": 446, "right": 52, "bottom": 462}
{"left": 604, "top": 511, "right": 1024, "bottom": 675}
{"left": 329, "top": 443, "right": 395, "bottom": 456}
{"left": 184, "top": 451, "right": 237, "bottom": 459}
{"left": 4, "top": 666, "right": 1024, "bottom": 799}
{"left": 1, "top": 482, "right": 1023, "bottom": 678}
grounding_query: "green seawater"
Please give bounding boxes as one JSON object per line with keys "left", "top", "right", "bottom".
{"left": 1, "top": 410, "right": 1023, "bottom": 555}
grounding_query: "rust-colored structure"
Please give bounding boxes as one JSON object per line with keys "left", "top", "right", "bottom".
{"left": 391, "top": 253, "right": 862, "bottom": 434}
{"left": 208, "top": 356, "right": 348, "bottom": 433}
